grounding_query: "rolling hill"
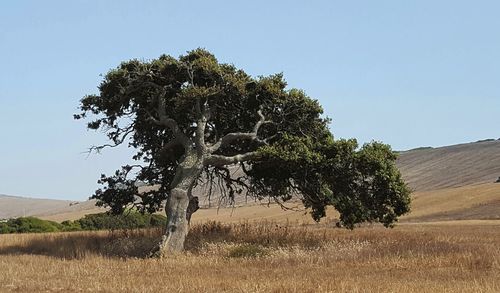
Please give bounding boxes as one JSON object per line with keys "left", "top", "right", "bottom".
{"left": 0, "top": 195, "right": 102, "bottom": 220}
{"left": 1, "top": 139, "right": 500, "bottom": 222}
{"left": 397, "top": 139, "right": 500, "bottom": 191}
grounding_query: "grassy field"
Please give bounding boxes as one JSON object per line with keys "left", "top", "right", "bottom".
{"left": 3, "top": 183, "right": 500, "bottom": 292}
{"left": 1, "top": 220, "right": 499, "bottom": 292}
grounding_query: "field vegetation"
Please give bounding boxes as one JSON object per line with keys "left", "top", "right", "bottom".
{"left": 1, "top": 220, "right": 499, "bottom": 292}
{"left": 0, "top": 212, "right": 166, "bottom": 234}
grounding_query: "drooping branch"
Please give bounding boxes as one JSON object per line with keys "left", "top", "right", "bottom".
{"left": 201, "top": 165, "right": 251, "bottom": 206}
{"left": 86, "top": 125, "right": 135, "bottom": 154}
{"left": 208, "top": 109, "right": 272, "bottom": 153}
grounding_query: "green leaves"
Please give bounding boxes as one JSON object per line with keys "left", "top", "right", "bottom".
{"left": 250, "top": 137, "right": 411, "bottom": 228}
{"left": 258, "top": 134, "right": 325, "bottom": 164}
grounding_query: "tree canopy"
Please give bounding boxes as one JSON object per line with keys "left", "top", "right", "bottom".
{"left": 76, "top": 48, "right": 411, "bottom": 253}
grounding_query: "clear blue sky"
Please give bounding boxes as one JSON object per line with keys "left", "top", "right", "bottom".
{"left": 1, "top": 1, "right": 499, "bottom": 200}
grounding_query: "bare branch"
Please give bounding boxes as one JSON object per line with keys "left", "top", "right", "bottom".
{"left": 85, "top": 126, "right": 135, "bottom": 155}
{"left": 204, "top": 151, "right": 262, "bottom": 167}
{"left": 208, "top": 109, "right": 272, "bottom": 153}
{"left": 145, "top": 89, "right": 193, "bottom": 153}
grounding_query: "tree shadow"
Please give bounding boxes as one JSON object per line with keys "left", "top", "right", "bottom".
{"left": 0, "top": 229, "right": 163, "bottom": 259}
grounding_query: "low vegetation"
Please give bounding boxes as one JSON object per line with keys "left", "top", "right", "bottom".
{"left": 0, "top": 221, "right": 499, "bottom": 292}
{"left": 0, "top": 212, "right": 166, "bottom": 234}
{"left": 0, "top": 217, "right": 63, "bottom": 234}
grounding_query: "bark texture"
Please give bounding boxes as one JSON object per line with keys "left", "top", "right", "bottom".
{"left": 156, "top": 154, "right": 203, "bottom": 256}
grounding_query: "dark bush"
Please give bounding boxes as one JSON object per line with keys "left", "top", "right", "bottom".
{"left": 0, "top": 222, "right": 15, "bottom": 234}
{"left": 2, "top": 217, "right": 63, "bottom": 233}
{"left": 73, "top": 212, "right": 166, "bottom": 231}
{"left": 0, "top": 212, "right": 167, "bottom": 234}
{"left": 61, "top": 220, "right": 83, "bottom": 232}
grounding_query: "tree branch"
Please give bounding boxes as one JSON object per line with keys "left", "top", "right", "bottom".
{"left": 146, "top": 90, "right": 193, "bottom": 152}
{"left": 85, "top": 126, "right": 135, "bottom": 155}
{"left": 208, "top": 109, "right": 272, "bottom": 153}
{"left": 194, "top": 98, "right": 210, "bottom": 155}
{"left": 204, "top": 151, "right": 262, "bottom": 167}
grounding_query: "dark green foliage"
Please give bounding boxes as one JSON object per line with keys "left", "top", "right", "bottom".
{"left": 60, "top": 220, "right": 83, "bottom": 232}
{"left": 76, "top": 48, "right": 411, "bottom": 228}
{"left": 0, "top": 213, "right": 167, "bottom": 234}
{"left": 74, "top": 212, "right": 166, "bottom": 231}
{"left": 0, "top": 222, "right": 15, "bottom": 234}
{"left": 0, "top": 217, "right": 63, "bottom": 233}
{"left": 255, "top": 138, "right": 411, "bottom": 228}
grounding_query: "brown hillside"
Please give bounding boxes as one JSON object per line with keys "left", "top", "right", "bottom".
{"left": 402, "top": 182, "right": 500, "bottom": 222}
{"left": 396, "top": 140, "right": 500, "bottom": 191}
{"left": 0, "top": 195, "right": 103, "bottom": 220}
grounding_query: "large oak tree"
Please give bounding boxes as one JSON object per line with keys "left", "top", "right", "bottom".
{"left": 75, "top": 49, "right": 411, "bottom": 256}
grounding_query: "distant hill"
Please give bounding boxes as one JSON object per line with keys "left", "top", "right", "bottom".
{"left": 397, "top": 139, "right": 500, "bottom": 191}
{"left": 0, "top": 195, "right": 102, "bottom": 220}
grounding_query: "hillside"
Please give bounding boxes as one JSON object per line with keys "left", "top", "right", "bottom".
{"left": 403, "top": 182, "right": 500, "bottom": 222}
{"left": 397, "top": 139, "right": 500, "bottom": 191}
{"left": 1, "top": 139, "right": 500, "bottom": 222}
{"left": 0, "top": 195, "right": 102, "bottom": 220}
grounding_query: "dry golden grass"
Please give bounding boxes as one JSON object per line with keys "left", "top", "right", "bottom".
{"left": 2, "top": 182, "right": 499, "bottom": 292}
{"left": 403, "top": 183, "right": 500, "bottom": 222}
{"left": 1, "top": 220, "right": 499, "bottom": 292}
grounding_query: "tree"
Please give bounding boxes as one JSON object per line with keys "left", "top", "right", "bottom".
{"left": 75, "top": 49, "right": 411, "bottom": 256}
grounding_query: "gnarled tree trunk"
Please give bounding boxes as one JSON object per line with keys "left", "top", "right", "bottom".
{"left": 150, "top": 98, "right": 267, "bottom": 257}
{"left": 155, "top": 155, "right": 203, "bottom": 257}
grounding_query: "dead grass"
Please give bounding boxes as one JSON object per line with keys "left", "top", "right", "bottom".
{"left": 404, "top": 183, "right": 500, "bottom": 222}
{"left": 0, "top": 221, "right": 499, "bottom": 292}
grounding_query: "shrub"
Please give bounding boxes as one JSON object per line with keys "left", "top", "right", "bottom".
{"left": 0, "top": 212, "right": 167, "bottom": 234}
{"left": 3, "top": 217, "right": 63, "bottom": 233}
{"left": 73, "top": 212, "right": 166, "bottom": 231}
{"left": 61, "top": 220, "right": 83, "bottom": 232}
{"left": 0, "top": 222, "right": 15, "bottom": 234}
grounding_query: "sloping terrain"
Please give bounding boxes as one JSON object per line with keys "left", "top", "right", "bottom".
{"left": 402, "top": 182, "right": 500, "bottom": 222}
{"left": 397, "top": 139, "right": 500, "bottom": 191}
{"left": 0, "top": 195, "right": 102, "bottom": 220}
{"left": 1, "top": 139, "right": 500, "bottom": 222}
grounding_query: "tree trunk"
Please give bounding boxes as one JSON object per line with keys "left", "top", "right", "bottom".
{"left": 154, "top": 156, "right": 203, "bottom": 257}
{"left": 157, "top": 187, "right": 190, "bottom": 255}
